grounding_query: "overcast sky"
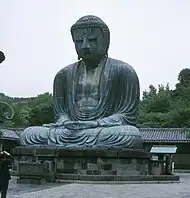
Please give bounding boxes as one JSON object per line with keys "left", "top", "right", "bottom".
{"left": 0, "top": 0, "right": 190, "bottom": 97}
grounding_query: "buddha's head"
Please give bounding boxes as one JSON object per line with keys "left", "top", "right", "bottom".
{"left": 71, "top": 15, "right": 110, "bottom": 63}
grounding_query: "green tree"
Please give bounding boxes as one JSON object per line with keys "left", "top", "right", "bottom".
{"left": 18, "top": 107, "right": 32, "bottom": 126}
{"left": 139, "top": 68, "right": 190, "bottom": 128}
{"left": 141, "top": 84, "right": 171, "bottom": 113}
{"left": 28, "top": 93, "right": 53, "bottom": 125}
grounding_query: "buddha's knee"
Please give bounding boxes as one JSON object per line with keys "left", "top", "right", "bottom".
{"left": 96, "top": 125, "right": 142, "bottom": 148}
{"left": 120, "top": 125, "right": 142, "bottom": 148}
{"left": 119, "top": 125, "right": 141, "bottom": 136}
{"left": 102, "top": 125, "right": 141, "bottom": 136}
{"left": 22, "top": 126, "right": 49, "bottom": 136}
{"left": 20, "top": 126, "right": 49, "bottom": 145}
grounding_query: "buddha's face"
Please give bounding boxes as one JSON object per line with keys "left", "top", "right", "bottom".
{"left": 72, "top": 27, "right": 106, "bottom": 62}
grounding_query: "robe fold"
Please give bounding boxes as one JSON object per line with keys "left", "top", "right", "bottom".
{"left": 53, "top": 58, "right": 140, "bottom": 126}
{"left": 21, "top": 57, "right": 142, "bottom": 148}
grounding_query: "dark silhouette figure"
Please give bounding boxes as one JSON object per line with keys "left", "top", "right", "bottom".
{"left": 0, "top": 51, "right": 5, "bottom": 64}
{"left": 0, "top": 151, "right": 12, "bottom": 198}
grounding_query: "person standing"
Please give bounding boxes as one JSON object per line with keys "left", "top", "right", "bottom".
{"left": 0, "top": 151, "right": 12, "bottom": 198}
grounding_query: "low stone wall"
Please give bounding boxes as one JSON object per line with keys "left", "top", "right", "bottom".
{"left": 13, "top": 147, "right": 151, "bottom": 183}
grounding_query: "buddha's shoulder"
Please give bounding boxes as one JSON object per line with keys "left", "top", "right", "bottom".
{"left": 108, "top": 58, "right": 136, "bottom": 73}
{"left": 55, "top": 61, "right": 79, "bottom": 75}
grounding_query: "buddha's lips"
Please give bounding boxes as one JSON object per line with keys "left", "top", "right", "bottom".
{"left": 82, "top": 50, "right": 91, "bottom": 56}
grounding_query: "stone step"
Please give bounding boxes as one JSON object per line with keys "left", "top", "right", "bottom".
{"left": 54, "top": 179, "right": 180, "bottom": 184}
{"left": 55, "top": 173, "right": 180, "bottom": 182}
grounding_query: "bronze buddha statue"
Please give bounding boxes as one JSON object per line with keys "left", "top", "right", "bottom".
{"left": 20, "top": 15, "right": 142, "bottom": 148}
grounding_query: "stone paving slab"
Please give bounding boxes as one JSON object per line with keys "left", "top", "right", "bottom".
{"left": 6, "top": 174, "right": 190, "bottom": 198}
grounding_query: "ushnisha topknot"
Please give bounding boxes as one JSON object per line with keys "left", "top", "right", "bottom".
{"left": 71, "top": 15, "right": 110, "bottom": 55}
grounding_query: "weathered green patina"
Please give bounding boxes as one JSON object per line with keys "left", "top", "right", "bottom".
{"left": 20, "top": 15, "right": 142, "bottom": 148}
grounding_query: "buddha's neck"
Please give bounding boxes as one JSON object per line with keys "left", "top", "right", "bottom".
{"left": 83, "top": 56, "right": 106, "bottom": 70}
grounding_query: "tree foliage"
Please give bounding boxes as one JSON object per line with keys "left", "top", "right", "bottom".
{"left": 139, "top": 68, "right": 190, "bottom": 127}
{"left": 0, "top": 92, "right": 53, "bottom": 127}
{"left": 28, "top": 93, "right": 53, "bottom": 125}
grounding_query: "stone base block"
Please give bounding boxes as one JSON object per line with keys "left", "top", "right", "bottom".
{"left": 13, "top": 146, "right": 151, "bottom": 183}
{"left": 17, "top": 177, "right": 46, "bottom": 185}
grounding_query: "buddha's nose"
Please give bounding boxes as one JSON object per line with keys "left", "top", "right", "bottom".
{"left": 81, "top": 39, "right": 90, "bottom": 50}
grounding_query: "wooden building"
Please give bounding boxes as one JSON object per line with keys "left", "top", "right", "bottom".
{"left": 0, "top": 128, "right": 20, "bottom": 153}
{"left": 140, "top": 128, "right": 190, "bottom": 169}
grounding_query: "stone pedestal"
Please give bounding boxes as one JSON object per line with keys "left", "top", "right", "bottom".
{"left": 12, "top": 147, "right": 180, "bottom": 183}
{"left": 13, "top": 147, "right": 150, "bottom": 183}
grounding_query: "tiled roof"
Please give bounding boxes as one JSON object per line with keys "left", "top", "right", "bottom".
{"left": 0, "top": 128, "right": 20, "bottom": 140}
{"left": 139, "top": 128, "right": 190, "bottom": 142}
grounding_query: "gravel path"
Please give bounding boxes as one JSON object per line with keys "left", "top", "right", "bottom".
{"left": 6, "top": 174, "right": 190, "bottom": 198}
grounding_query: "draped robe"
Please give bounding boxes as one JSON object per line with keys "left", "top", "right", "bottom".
{"left": 21, "top": 58, "right": 142, "bottom": 148}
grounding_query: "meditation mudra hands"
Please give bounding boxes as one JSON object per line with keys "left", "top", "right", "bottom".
{"left": 43, "top": 120, "right": 99, "bottom": 130}
{"left": 42, "top": 113, "right": 123, "bottom": 129}
{"left": 43, "top": 117, "right": 121, "bottom": 130}
{"left": 64, "top": 121, "right": 98, "bottom": 130}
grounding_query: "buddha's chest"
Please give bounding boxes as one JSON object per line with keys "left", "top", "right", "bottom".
{"left": 75, "top": 72, "right": 99, "bottom": 97}
{"left": 75, "top": 66, "right": 101, "bottom": 96}
{"left": 75, "top": 67, "right": 102, "bottom": 109}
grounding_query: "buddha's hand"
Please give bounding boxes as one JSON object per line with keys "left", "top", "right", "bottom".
{"left": 42, "top": 123, "right": 59, "bottom": 127}
{"left": 97, "top": 119, "right": 121, "bottom": 127}
{"left": 43, "top": 117, "right": 69, "bottom": 128}
{"left": 64, "top": 121, "right": 98, "bottom": 130}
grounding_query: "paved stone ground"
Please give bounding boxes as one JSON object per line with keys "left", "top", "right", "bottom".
{"left": 6, "top": 174, "right": 190, "bottom": 198}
